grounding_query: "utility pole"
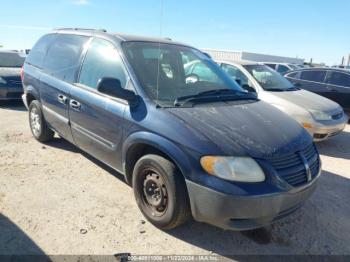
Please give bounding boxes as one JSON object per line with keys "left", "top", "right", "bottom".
{"left": 347, "top": 54, "right": 350, "bottom": 67}
{"left": 341, "top": 56, "right": 345, "bottom": 66}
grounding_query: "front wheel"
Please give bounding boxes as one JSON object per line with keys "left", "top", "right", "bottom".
{"left": 132, "top": 154, "right": 191, "bottom": 230}
{"left": 29, "top": 100, "right": 54, "bottom": 142}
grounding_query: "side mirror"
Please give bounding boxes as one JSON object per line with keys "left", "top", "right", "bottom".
{"left": 235, "top": 79, "right": 242, "bottom": 86}
{"left": 242, "top": 84, "right": 256, "bottom": 93}
{"left": 97, "top": 77, "right": 138, "bottom": 106}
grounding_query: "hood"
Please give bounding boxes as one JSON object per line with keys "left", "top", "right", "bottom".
{"left": 166, "top": 100, "right": 311, "bottom": 158}
{"left": 266, "top": 89, "right": 341, "bottom": 114}
{"left": 0, "top": 67, "right": 21, "bottom": 78}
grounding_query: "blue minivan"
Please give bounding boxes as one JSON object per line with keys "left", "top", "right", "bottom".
{"left": 22, "top": 28, "right": 321, "bottom": 231}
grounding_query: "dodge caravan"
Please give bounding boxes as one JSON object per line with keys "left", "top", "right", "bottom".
{"left": 22, "top": 29, "right": 321, "bottom": 231}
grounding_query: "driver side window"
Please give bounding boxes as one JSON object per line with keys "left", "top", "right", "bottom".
{"left": 221, "top": 64, "right": 249, "bottom": 86}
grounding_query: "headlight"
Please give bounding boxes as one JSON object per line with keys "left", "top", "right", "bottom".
{"left": 309, "top": 109, "right": 332, "bottom": 121}
{"left": 200, "top": 156, "right": 265, "bottom": 182}
{"left": 0, "top": 77, "right": 7, "bottom": 84}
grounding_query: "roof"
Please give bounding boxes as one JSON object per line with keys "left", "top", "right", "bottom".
{"left": 115, "top": 33, "right": 184, "bottom": 45}
{"left": 0, "top": 50, "right": 20, "bottom": 54}
{"left": 53, "top": 28, "right": 190, "bottom": 47}
{"left": 216, "top": 59, "right": 260, "bottom": 66}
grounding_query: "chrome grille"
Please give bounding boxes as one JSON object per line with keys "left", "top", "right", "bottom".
{"left": 268, "top": 144, "right": 320, "bottom": 187}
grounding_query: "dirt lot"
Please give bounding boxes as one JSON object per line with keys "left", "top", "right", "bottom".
{"left": 0, "top": 101, "right": 350, "bottom": 258}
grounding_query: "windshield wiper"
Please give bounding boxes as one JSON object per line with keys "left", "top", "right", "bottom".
{"left": 174, "top": 89, "right": 257, "bottom": 106}
{"left": 264, "top": 86, "right": 300, "bottom": 92}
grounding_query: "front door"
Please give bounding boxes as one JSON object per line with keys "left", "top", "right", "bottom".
{"left": 69, "top": 38, "right": 129, "bottom": 170}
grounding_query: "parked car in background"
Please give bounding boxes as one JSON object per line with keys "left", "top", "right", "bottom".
{"left": 263, "top": 62, "right": 302, "bottom": 74}
{"left": 219, "top": 60, "right": 348, "bottom": 141}
{"left": 0, "top": 50, "right": 25, "bottom": 101}
{"left": 284, "top": 68, "right": 350, "bottom": 112}
{"left": 22, "top": 29, "right": 321, "bottom": 231}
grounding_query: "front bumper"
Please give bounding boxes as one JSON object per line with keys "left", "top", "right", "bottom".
{"left": 186, "top": 178, "right": 318, "bottom": 231}
{"left": 0, "top": 86, "right": 23, "bottom": 101}
{"left": 304, "top": 116, "right": 348, "bottom": 141}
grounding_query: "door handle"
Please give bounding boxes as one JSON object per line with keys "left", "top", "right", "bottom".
{"left": 70, "top": 100, "right": 81, "bottom": 111}
{"left": 57, "top": 94, "right": 67, "bottom": 104}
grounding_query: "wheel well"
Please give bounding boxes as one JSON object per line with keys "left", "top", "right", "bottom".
{"left": 26, "top": 93, "right": 37, "bottom": 106}
{"left": 125, "top": 143, "right": 179, "bottom": 185}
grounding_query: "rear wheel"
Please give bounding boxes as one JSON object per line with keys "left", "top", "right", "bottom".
{"left": 29, "top": 100, "right": 54, "bottom": 142}
{"left": 132, "top": 154, "right": 191, "bottom": 230}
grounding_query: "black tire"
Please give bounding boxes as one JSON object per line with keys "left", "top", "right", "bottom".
{"left": 29, "top": 100, "right": 54, "bottom": 142}
{"left": 132, "top": 154, "right": 191, "bottom": 230}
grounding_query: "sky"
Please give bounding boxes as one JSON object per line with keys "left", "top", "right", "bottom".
{"left": 0, "top": 0, "right": 349, "bottom": 65}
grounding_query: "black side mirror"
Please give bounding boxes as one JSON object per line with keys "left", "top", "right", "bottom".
{"left": 97, "top": 77, "right": 138, "bottom": 106}
{"left": 235, "top": 79, "right": 242, "bottom": 86}
{"left": 242, "top": 84, "right": 256, "bottom": 93}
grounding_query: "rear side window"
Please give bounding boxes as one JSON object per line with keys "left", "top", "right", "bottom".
{"left": 276, "top": 65, "right": 290, "bottom": 73}
{"left": 265, "top": 64, "right": 276, "bottom": 70}
{"left": 300, "top": 70, "right": 326, "bottom": 83}
{"left": 26, "top": 34, "right": 56, "bottom": 68}
{"left": 78, "top": 38, "right": 127, "bottom": 90}
{"left": 44, "top": 34, "right": 89, "bottom": 83}
{"left": 328, "top": 72, "right": 350, "bottom": 87}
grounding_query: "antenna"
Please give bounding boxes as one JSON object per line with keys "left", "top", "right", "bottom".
{"left": 155, "top": 0, "right": 164, "bottom": 107}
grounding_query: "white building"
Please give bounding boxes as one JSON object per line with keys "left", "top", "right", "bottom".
{"left": 202, "top": 49, "right": 305, "bottom": 65}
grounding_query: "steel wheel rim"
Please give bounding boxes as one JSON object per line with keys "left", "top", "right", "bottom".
{"left": 30, "top": 107, "right": 41, "bottom": 137}
{"left": 142, "top": 171, "right": 168, "bottom": 217}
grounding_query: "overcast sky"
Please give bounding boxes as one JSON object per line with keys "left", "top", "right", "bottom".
{"left": 0, "top": 0, "right": 349, "bottom": 65}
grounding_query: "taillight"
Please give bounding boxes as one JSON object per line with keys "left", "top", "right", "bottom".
{"left": 20, "top": 66, "right": 24, "bottom": 82}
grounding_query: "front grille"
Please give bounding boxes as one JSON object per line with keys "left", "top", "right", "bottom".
{"left": 268, "top": 144, "right": 320, "bottom": 187}
{"left": 332, "top": 112, "right": 343, "bottom": 120}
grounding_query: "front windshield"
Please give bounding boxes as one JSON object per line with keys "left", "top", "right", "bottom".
{"left": 0, "top": 52, "right": 25, "bottom": 67}
{"left": 122, "top": 42, "right": 245, "bottom": 106}
{"left": 244, "top": 64, "right": 295, "bottom": 91}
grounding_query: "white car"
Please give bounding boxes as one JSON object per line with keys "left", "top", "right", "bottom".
{"left": 217, "top": 60, "right": 348, "bottom": 141}
{"left": 263, "top": 62, "right": 303, "bottom": 74}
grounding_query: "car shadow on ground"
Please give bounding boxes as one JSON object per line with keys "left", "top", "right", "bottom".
{"left": 0, "top": 100, "right": 26, "bottom": 112}
{"left": 0, "top": 214, "right": 48, "bottom": 260}
{"left": 316, "top": 128, "right": 350, "bottom": 160}
{"left": 166, "top": 170, "right": 350, "bottom": 257}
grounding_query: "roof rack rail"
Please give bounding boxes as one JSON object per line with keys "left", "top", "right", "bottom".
{"left": 54, "top": 27, "right": 107, "bottom": 32}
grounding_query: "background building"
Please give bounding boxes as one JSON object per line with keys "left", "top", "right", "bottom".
{"left": 202, "top": 49, "right": 305, "bottom": 65}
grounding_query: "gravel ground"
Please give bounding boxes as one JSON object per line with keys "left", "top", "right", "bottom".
{"left": 0, "top": 101, "right": 350, "bottom": 258}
